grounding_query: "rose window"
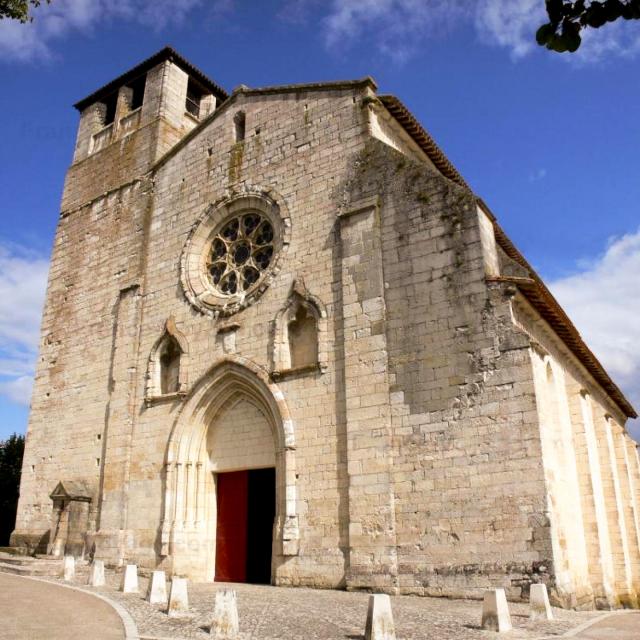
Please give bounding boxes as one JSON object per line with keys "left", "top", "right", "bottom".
{"left": 206, "top": 213, "right": 275, "bottom": 296}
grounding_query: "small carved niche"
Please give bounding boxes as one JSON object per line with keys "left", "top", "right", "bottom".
{"left": 159, "top": 336, "right": 181, "bottom": 394}
{"left": 147, "top": 317, "right": 189, "bottom": 400}
{"left": 288, "top": 305, "right": 318, "bottom": 369}
{"left": 272, "top": 279, "right": 327, "bottom": 377}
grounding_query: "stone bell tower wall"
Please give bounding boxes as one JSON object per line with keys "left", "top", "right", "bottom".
{"left": 12, "top": 56, "right": 211, "bottom": 556}
{"left": 11, "top": 178, "right": 150, "bottom": 553}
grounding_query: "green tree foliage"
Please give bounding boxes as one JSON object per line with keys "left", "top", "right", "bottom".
{"left": 0, "top": 0, "right": 50, "bottom": 22}
{"left": 538, "top": 0, "right": 640, "bottom": 52}
{"left": 0, "top": 433, "right": 25, "bottom": 546}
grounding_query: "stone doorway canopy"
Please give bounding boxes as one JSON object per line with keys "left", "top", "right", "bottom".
{"left": 48, "top": 480, "right": 92, "bottom": 558}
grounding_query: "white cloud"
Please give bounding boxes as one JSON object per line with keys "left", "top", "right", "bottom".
{"left": 0, "top": 0, "right": 206, "bottom": 62}
{"left": 321, "top": 0, "right": 469, "bottom": 63}
{"left": 0, "top": 244, "right": 49, "bottom": 407}
{"left": 572, "top": 18, "right": 640, "bottom": 64}
{"left": 314, "top": 0, "right": 640, "bottom": 63}
{"left": 474, "top": 0, "right": 545, "bottom": 59}
{"left": 528, "top": 167, "right": 547, "bottom": 183}
{"left": 548, "top": 230, "right": 640, "bottom": 436}
{"left": 0, "top": 376, "right": 34, "bottom": 406}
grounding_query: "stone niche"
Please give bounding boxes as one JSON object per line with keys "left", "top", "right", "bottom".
{"left": 48, "top": 481, "right": 92, "bottom": 558}
{"left": 271, "top": 278, "right": 328, "bottom": 377}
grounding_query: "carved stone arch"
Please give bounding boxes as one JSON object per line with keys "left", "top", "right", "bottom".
{"left": 146, "top": 317, "right": 189, "bottom": 399}
{"left": 160, "top": 356, "right": 298, "bottom": 581}
{"left": 272, "top": 278, "right": 328, "bottom": 376}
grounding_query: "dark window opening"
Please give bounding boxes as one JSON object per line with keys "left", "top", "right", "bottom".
{"left": 234, "top": 111, "right": 246, "bottom": 143}
{"left": 102, "top": 92, "right": 118, "bottom": 126}
{"left": 159, "top": 337, "right": 181, "bottom": 394}
{"left": 186, "top": 77, "right": 205, "bottom": 119}
{"left": 128, "top": 74, "right": 146, "bottom": 111}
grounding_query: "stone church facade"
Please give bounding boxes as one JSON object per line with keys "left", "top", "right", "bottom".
{"left": 12, "top": 47, "right": 640, "bottom": 609}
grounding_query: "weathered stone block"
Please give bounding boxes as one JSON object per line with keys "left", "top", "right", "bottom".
{"left": 121, "top": 564, "right": 138, "bottom": 593}
{"left": 63, "top": 555, "right": 75, "bottom": 581}
{"left": 481, "top": 588, "right": 512, "bottom": 632}
{"left": 168, "top": 577, "right": 189, "bottom": 617}
{"left": 364, "top": 594, "right": 396, "bottom": 640}
{"left": 88, "top": 559, "right": 105, "bottom": 587}
{"left": 530, "top": 583, "right": 553, "bottom": 621}
{"left": 209, "top": 588, "right": 239, "bottom": 638}
{"left": 148, "top": 570, "right": 168, "bottom": 605}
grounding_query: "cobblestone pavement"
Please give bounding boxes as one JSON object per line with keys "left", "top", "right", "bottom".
{"left": 33, "top": 563, "right": 611, "bottom": 640}
{"left": 0, "top": 571, "right": 124, "bottom": 640}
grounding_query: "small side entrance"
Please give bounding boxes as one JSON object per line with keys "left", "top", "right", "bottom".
{"left": 48, "top": 481, "right": 92, "bottom": 557}
{"left": 215, "top": 467, "right": 275, "bottom": 584}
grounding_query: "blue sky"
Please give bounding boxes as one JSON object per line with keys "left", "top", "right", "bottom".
{"left": 0, "top": 0, "right": 639, "bottom": 440}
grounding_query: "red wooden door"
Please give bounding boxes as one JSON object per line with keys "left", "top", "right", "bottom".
{"left": 215, "top": 470, "right": 249, "bottom": 582}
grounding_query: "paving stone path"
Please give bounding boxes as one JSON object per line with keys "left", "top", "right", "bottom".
{"left": 0, "top": 571, "right": 125, "bottom": 640}
{"left": 34, "top": 563, "right": 614, "bottom": 640}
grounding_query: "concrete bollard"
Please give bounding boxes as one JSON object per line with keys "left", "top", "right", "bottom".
{"left": 481, "top": 588, "right": 512, "bottom": 632}
{"left": 209, "top": 588, "right": 239, "bottom": 638}
{"left": 364, "top": 594, "right": 396, "bottom": 640}
{"left": 168, "top": 577, "right": 189, "bottom": 617}
{"left": 121, "top": 564, "right": 139, "bottom": 593}
{"left": 147, "top": 570, "right": 168, "bottom": 605}
{"left": 88, "top": 560, "right": 105, "bottom": 587}
{"left": 63, "top": 555, "right": 75, "bottom": 581}
{"left": 530, "top": 583, "right": 553, "bottom": 621}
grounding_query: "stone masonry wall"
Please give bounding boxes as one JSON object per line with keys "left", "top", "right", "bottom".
{"left": 337, "top": 139, "right": 553, "bottom": 601}
{"left": 207, "top": 398, "right": 276, "bottom": 472}
{"left": 513, "top": 296, "right": 640, "bottom": 608}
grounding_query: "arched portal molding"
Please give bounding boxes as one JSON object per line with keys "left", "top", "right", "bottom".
{"left": 160, "top": 356, "right": 298, "bottom": 577}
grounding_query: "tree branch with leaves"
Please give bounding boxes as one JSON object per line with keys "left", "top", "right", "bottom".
{"left": 538, "top": 0, "right": 640, "bottom": 52}
{"left": 0, "top": 0, "right": 50, "bottom": 23}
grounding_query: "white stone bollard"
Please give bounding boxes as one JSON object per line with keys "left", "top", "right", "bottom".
{"left": 121, "top": 564, "right": 139, "bottom": 593}
{"left": 364, "top": 594, "right": 396, "bottom": 640}
{"left": 63, "top": 555, "right": 75, "bottom": 581}
{"left": 481, "top": 588, "right": 512, "bottom": 632}
{"left": 147, "top": 570, "right": 168, "bottom": 605}
{"left": 530, "top": 583, "right": 553, "bottom": 621}
{"left": 88, "top": 560, "right": 105, "bottom": 587}
{"left": 168, "top": 577, "right": 189, "bottom": 617}
{"left": 209, "top": 588, "right": 239, "bottom": 638}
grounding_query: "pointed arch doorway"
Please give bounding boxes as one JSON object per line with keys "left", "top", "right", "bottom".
{"left": 161, "top": 358, "right": 299, "bottom": 584}
{"left": 210, "top": 396, "right": 276, "bottom": 584}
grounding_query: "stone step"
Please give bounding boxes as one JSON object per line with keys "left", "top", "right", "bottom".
{"left": 0, "top": 553, "right": 61, "bottom": 567}
{"left": 0, "top": 546, "right": 29, "bottom": 556}
{"left": 0, "top": 561, "right": 63, "bottom": 577}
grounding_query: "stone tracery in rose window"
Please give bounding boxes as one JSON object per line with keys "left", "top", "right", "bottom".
{"left": 206, "top": 212, "right": 275, "bottom": 296}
